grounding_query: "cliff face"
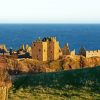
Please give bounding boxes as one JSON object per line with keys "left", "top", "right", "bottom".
{"left": 6, "top": 58, "right": 63, "bottom": 73}
{"left": 0, "top": 87, "right": 8, "bottom": 100}
{"left": 86, "top": 57, "right": 100, "bottom": 67}
{"left": 1, "top": 56, "right": 100, "bottom": 100}
{"left": 3, "top": 55, "right": 100, "bottom": 73}
{"left": 0, "top": 68, "right": 12, "bottom": 100}
{"left": 62, "top": 56, "right": 81, "bottom": 70}
{"left": 63, "top": 55, "right": 100, "bottom": 69}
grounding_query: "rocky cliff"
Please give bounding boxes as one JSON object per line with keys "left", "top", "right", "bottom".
{"left": 0, "top": 68, "right": 12, "bottom": 100}
{"left": 63, "top": 55, "right": 100, "bottom": 70}
{"left": 2, "top": 55, "right": 100, "bottom": 74}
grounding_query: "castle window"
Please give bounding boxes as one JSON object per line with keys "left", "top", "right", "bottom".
{"left": 51, "top": 51, "right": 52, "bottom": 53}
{"left": 34, "top": 44, "right": 35, "bottom": 46}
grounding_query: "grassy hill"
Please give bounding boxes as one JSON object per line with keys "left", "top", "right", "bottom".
{"left": 9, "top": 67, "right": 100, "bottom": 100}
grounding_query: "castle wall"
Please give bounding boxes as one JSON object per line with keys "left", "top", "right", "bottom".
{"left": 79, "top": 48, "right": 100, "bottom": 58}
{"left": 47, "top": 41, "right": 54, "bottom": 61}
{"left": 32, "top": 37, "right": 62, "bottom": 61}
{"left": 26, "top": 47, "right": 32, "bottom": 56}
{"left": 86, "top": 50, "right": 100, "bottom": 58}
{"left": 79, "top": 48, "right": 86, "bottom": 57}
{"left": 32, "top": 42, "right": 47, "bottom": 61}
{"left": 42, "top": 42, "right": 48, "bottom": 61}
{"left": 62, "top": 44, "right": 70, "bottom": 55}
{"left": 70, "top": 49, "right": 75, "bottom": 56}
{"left": 47, "top": 37, "right": 61, "bottom": 61}
{"left": 54, "top": 41, "right": 60, "bottom": 60}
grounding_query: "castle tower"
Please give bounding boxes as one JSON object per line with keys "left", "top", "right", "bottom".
{"left": 26, "top": 44, "right": 32, "bottom": 56}
{"left": 62, "top": 43, "right": 70, "bottom": 55}
{"left": 21, "top": 44, "right": 25, "bottom": 50}
{"left": 32, "top": 37, "right": 62, "bottom": 61}
{"left": 47, "top": 37, "right": 61, "bottom": 61}
{"left": 79, "top": 47, "right": 86, "bottom": 57}
{"left": 26, "top": 44, "right": 29, "bottom": 50}
{"left": 32, "top": 41, "right": 47, "bottom": 61}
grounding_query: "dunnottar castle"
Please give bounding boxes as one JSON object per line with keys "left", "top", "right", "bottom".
{"left": 32, "top": 37, "right": 62, "bottom": 61}
{"left": 0, "top": 37, "right": 100, "bottom": 61}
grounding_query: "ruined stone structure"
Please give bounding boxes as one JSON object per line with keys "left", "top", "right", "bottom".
{"left": 32, "top": 41, "right": 47, "bottom": 61}
{"left": 79, "top": 47, "right": 100, "bottom": 58}
{"left": 20, "top": 44, "right": 25, "bottom": 50}
{"left": 32, "top": 37, "right": 62, "bottom": 61}
{"left": 70, "top": 49, "right": 76, "bottom": 56}
{"left": 0, "top": 45, "right": 8, "bottom": 53}
{"left": 62, "top": 43, "right": 70, "bottom": 55}
{"left": 25, "top": 44, "right": 32, "bottom": 56}
{"left": 0, "top": 45, "right": 9, "bottom": 55}
{"left": 17, "top": 44, "right": 32, "bottom": 57}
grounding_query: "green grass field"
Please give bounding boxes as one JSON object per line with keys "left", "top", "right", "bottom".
{"left": 9, "top": 67, "right": 100, "bottom": 100}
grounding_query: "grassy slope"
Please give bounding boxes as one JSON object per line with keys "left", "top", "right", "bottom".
{"left": 9, "top": 67, "right": 100, "bottom": 100}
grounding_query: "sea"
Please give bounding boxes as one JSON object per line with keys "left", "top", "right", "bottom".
{"left": 0, "top": 24, "right": 100, "bottom": 53}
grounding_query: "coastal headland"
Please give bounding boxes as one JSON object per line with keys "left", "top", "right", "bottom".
{"left": 0, "top": 36, "right": 100, "bottom": 74}
{"left": 0, "top": 36, "right": 100, "bottom": 100}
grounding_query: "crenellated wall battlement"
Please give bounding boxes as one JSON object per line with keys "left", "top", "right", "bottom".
{"left": 79, "top": 47, "right": 100, "bottom": 58}
{"left": 86, "top": 50, "right": 100, "bottom": 57}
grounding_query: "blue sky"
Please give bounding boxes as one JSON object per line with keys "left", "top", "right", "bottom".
{"left": 0, "top": 0, "right": 100, "bottom": 23}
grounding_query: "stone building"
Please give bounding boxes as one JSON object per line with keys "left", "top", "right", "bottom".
{"left": 79, "top": 47, "right": 100, "bottom": 58}
{"left": 17, "top": 44, "right": 32, "bottom": 58}
{"left": 0, "top": 45, "right": 8, "bottom": 55}
{"left": 25, "top": 44, "right": 32, "bottom": 56}
{"left": 32, "top": 37, "right": 62, "bottom": 61}
{"left": 62, "top": 43, "right": 70, "bottom": 55}
{"left": 70, "top": 49, "right": 75, "bottom": 56}
{"left": 32, "top": 41, "right": 47, "bottom": 61}
{"left": 0, "top": 45, "right": 7, "bottom": 52}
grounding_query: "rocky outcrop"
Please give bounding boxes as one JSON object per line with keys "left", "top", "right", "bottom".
{"left": 1, "top": 55, "right": 100, "bottom": 74}
{"left": 63, "top": 55, "right": 100, "bottom": 70}
{"left": 62, "top": 55, "right": 81, "bottom": 70}
{"left": 0, "top": 87, "right": 8, "bottom": 100}
{"left": 0, "top": 55, "right": 100, "bottom": 100}
{"left": 6, "top": 58, "right": 63, "bottom": 73}
{"left": 84, "top": 56, "right": 100, "bottom": 67}
{"left": 4, "top": 56, "right": 100, "bottom": 74}
{"left": 0, "top": 68, "right": 12, "bottom": 100}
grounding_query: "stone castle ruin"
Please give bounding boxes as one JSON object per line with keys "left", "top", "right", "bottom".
{"left": 79, "top": 47, "right": 100, "bottom": 58}
{"left": 1, "top": 37, "right": 100, "bottom": 60}
{"left": 0, "top": 45, "right": 8, "bottom": 55}
{"left": 32, "top": 37, "right": 76, "bottom": 61}
{"left": 61, "top": 43, "right": 75, "bottom": 56}
{"left": 61, "top": 43, "right": 70, "bottom": 55}
{"left": 32, "top": 37, "right": 62, "bottom": 61}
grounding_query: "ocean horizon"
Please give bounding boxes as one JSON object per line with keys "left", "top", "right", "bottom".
{"left": 0, "top": 24, "right": 100, "bottom": 53}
